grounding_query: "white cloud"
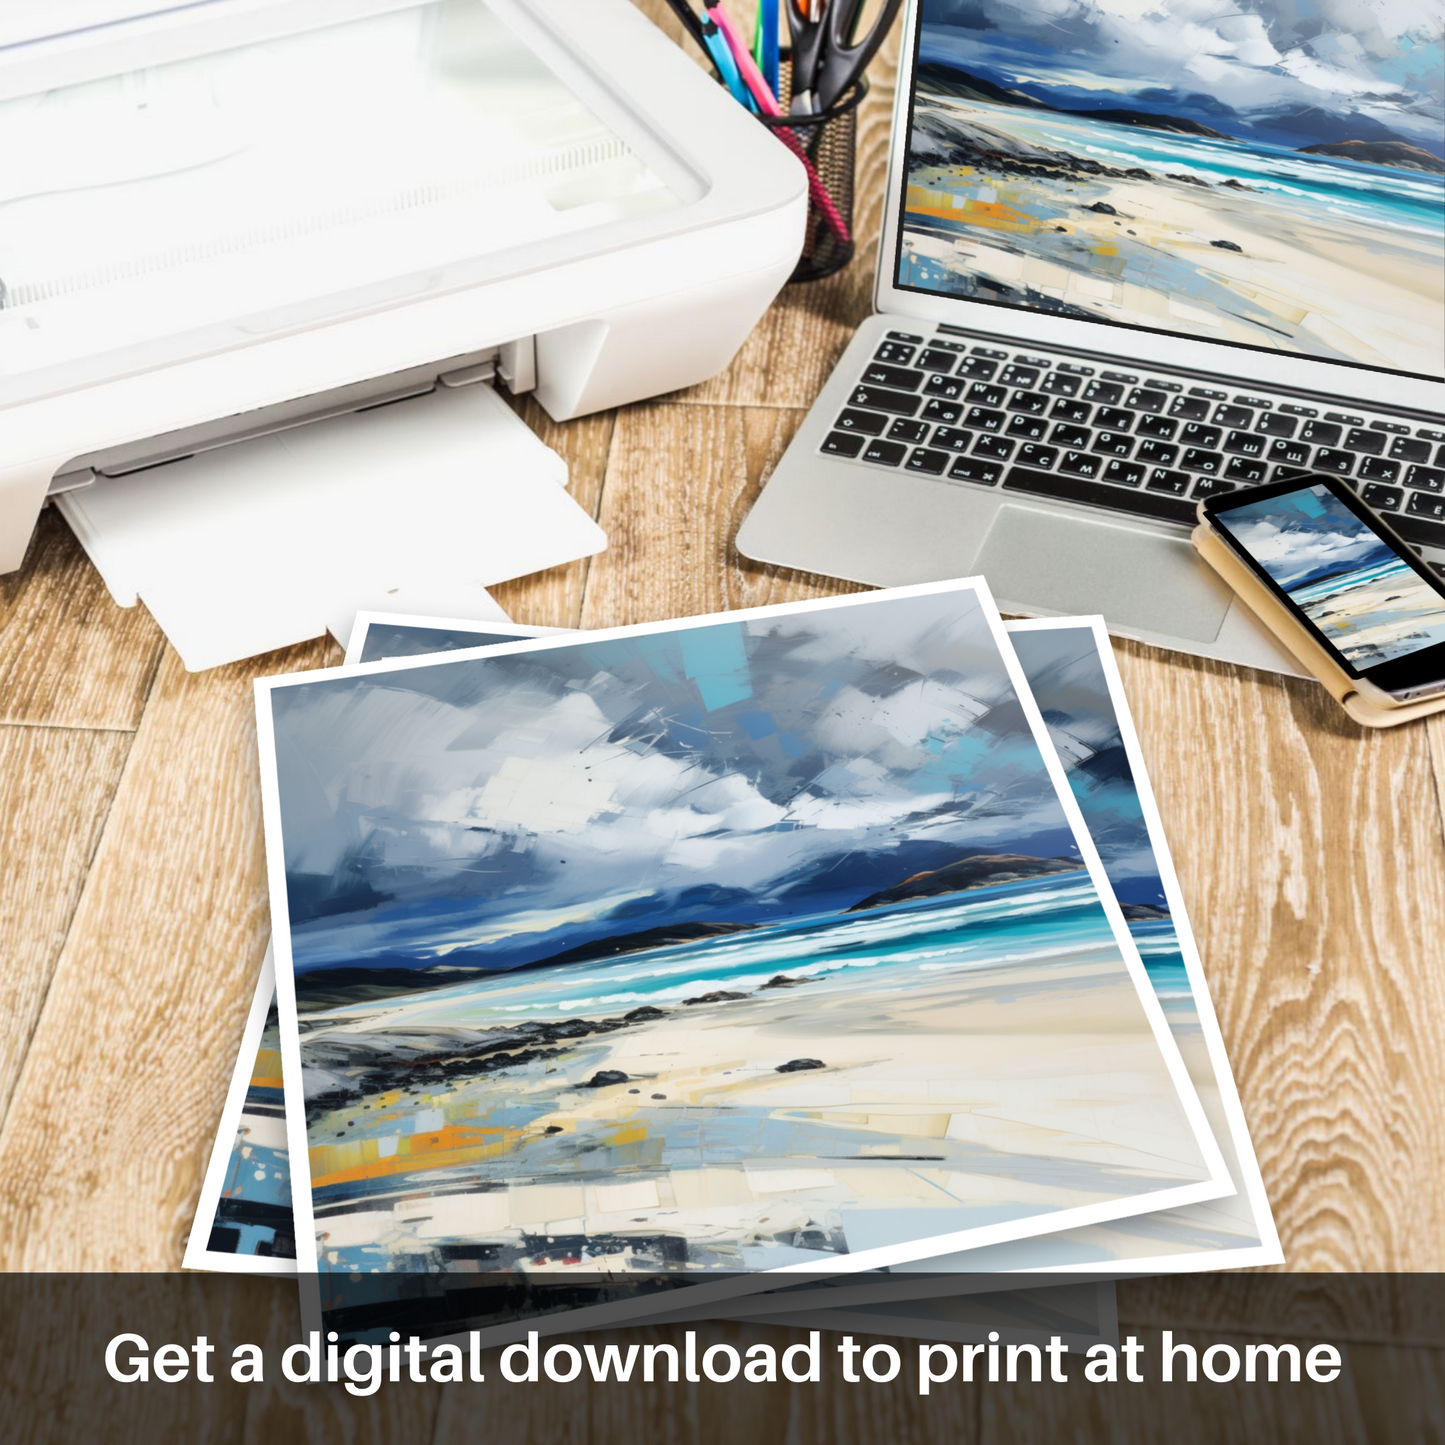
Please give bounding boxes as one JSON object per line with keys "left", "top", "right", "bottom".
{"left": 1229, "top": 519, "right": 1384, "bottom": 588}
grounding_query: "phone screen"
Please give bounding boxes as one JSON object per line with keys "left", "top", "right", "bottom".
{"left": 1207, "top": 477, "right": 1445, "bottom": 690}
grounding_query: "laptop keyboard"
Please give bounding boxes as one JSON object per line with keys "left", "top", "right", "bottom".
{"left": 821, "top": 329, "right": 1445, "bottom": 560}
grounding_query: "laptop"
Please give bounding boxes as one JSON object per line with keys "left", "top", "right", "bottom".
{"left": 737, "top": 0, "right": 1445, "bottom": 673}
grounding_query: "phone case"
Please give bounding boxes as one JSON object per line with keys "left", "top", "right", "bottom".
{"left": 1192, "top": 520, "right": 1445, "bottom": 729}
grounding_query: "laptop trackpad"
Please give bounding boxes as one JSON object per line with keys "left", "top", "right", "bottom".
{"left": 976, "top": 505, "right": 1233, "bottom": 643}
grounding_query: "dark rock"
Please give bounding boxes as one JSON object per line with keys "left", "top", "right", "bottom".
{"left": 682, "top": 990, "right": 749, "bottom": 1006}
{"left": 776, "top": 1059, "right": 826, "bottom": 1073}
{"left": 580, "top": 1070, "right": 631, "bottom": 1089}
{"left": 1122, "top": 168, "right": 1152, "bottom": 179}
{"left": 623, "top": 1005, "right": 668, "bottom": 1021}
{"left": 760, "top": 974, "right": 815, "bottom": 990}
{"left": 847, "top": 853, "right": 1086, "bottom": 912}
{"left": 1167, "top": 173, "right": 1211, "bottom": 188}
{"left": 1055, "top": 225, "right": 1067, "bottom": 232}
{"left": 1121, "top": 903, "right": 1171, "bottom": 922}
{"left": 1209, "top": 239, "right": 1243, "bottom": 251}
{"left": 1219, "top": 178, "right": 1256, "bottom": 191}
{"left": 1087, "top": 202, "right": 1119, "bottom": 215}
{"left": 550, "top": 1018, "right": 596, "bottom": 1038}
{"left": 543, "top": 1125, "right": 563, "bottom": 1134}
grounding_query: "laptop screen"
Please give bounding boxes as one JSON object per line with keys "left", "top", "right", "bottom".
{"left": 894, "top": 0, "right": 1445, "bottom": 380}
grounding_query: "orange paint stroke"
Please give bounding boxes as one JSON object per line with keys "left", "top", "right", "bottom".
{"left": 310, "top": 1123, "right": 523, "bottom": 1188}
{"left": 250, "top": 1049, "right": 284, "bottom": 1089}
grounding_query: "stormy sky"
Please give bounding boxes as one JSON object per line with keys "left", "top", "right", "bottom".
{"left": 1214, "top": 483, "right": 1398, "bottom": 590}
{"left": 919, "top": 0, "right": 1445, "bottom": 153}
{"left": 1011, "top": 627, "right": 1164, "bottom": 908}
{"left": 270, "top": 591, "right": 1084, "bottom": 974}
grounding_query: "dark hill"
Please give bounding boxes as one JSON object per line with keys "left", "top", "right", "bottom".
{"left": 915, "top": 62, "right": 1234, "bottom": 141}
{"left": 295, "top": 964, "right": 494, "bottom": 1008}
{"left": 1082, "top": 108, "right": 1233, "bottom": 140}
{"left": 1120, "top": 903, "right": 1171, "bottom": 922}
{"left": 1297, "top": 140, "right": 1444, "bottom": 173}
{"left": 517, "top": 921, "right": 758, "bottom": 970}
{"left": 915, "top": 61, "right": 1051, "bottom": 109}
{"left": 294, "top": 921, "right": 760, "bottom": 1009}
{"left": 847, "top": 853, "right": 1085, "bottom": 911}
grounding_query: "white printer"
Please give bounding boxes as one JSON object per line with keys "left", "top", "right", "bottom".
{"left": 0, "top": 0, "right": 806, "bottom": 665}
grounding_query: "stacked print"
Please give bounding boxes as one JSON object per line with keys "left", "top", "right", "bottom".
{"left": 188, "top": 585, "right": 1277, "bottom": 1341}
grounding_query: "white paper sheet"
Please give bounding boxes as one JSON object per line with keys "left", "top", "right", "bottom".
{"left": 58, "top": 383, "right": 603, "bottom": 670}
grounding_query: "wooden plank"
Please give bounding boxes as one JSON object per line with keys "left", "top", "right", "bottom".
{"left": 490, "top": 397, "right": 614, "bottom": 630}
{"left": 1425, "top": 714, "right": 1445, "bottom": 854}
{"left": 0, "top": 639, "right": 336, "bottom": 1269}
{"left": 1108, "top": 637, "right": 1445, "bottom": 1270}
{"left": 579, "top": 403, "right": 866, "bottom": 631}
{"left": 0, "top": 725, "right": 133, "bottom": 1126}
{"left": 0, "top": 509, "right": 165, "bottom": 730}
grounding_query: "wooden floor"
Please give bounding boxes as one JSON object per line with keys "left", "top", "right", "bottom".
{"left": 0, "top": 6, "right": 1441, "bottom": 1440}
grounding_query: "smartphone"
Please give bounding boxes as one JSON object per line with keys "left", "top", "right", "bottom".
{"left": 1200, "top": 473, "right": 1445, "bottom": 704}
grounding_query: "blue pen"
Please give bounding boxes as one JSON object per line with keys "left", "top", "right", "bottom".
{"left": 758, "top": 0, "right": 780, "bottom": 97}
{"left": 701, "top": 14, "right": 755, "bottom": 110}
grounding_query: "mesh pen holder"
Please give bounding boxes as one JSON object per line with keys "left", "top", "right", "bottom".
{"left": 759, "top": 69, "right": 867, "bottom": 284}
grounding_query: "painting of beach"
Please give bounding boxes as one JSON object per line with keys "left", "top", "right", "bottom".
{"left": 1216, "top": 483, "right": 1445, "bottom": 667}
{"left": 208, "top": 1000, "right": 294, "bottom": 1259}
{"left": 195, "top": 614, "right": 1275, "bottom": 1287}
{"left": 260, "top": 586, "right": 1223, "bottom": 1310}
{"left": 187, "top": 947, "right": 297, "bottom": 1270}
{"left": 901, "top": 0, "right": 1444, "bottom": 374}
{"left": 908, "top": 621, "right": 1276, "bottom": 1270}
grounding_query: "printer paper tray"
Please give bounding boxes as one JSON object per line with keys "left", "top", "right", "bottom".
{"left": 57, "top": 383, "right": 604, "bottom": 670}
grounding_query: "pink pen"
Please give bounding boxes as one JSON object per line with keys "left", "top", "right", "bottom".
{"left": 705, "top": 1, "right": 853, "bottom": 248}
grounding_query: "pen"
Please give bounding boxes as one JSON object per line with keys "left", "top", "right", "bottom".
{"left": 665, "top": 0, "right": 754, "bottom": 110}
{"left": 662, "top": 0, "right": 707, "bottom": 52}
{"left": 675, "top": 0, "right": 755, "bottom": 111}
{"left": 754, "top": 0, "right": 780, "bottom": 98}
{"left": 707, "top": 1, "right": 776, "bottom": 110}
{"left": 704, "top": 2, "right": 852, "bottom": 246}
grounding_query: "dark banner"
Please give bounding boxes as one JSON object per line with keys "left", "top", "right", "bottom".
{"left": 0, "top": 1273, "right": 1439, "bottom": 1444}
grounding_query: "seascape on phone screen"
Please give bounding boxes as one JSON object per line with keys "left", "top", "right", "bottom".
{"left": 1218, "top": 484, "right": 1445, "bottom": 666}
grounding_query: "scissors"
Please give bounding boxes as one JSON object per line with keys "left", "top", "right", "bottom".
{"left": 786, "top": 0, "right": 903, "bottom": 113}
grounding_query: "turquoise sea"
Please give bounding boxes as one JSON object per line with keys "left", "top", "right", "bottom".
{"left": 315, "top": 871, "right": 1125, "bottom": 1030}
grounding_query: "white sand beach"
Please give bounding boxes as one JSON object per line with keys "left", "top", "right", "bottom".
{"left": 902, "top": 98, "right": 1444, "bottom": 372}
{"left": 304, "top": 946, "right": 1215, "bottom": 1271}
{"left": 1298, "top": 562, "right": 1445, "bottom": 665}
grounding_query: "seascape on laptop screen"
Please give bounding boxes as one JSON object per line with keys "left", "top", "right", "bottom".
{"left": 1216, "top": 483, "right": 1445, "bottom": 666}
{"left": 898, "top": 0, "right": 1445, "bottom": 376}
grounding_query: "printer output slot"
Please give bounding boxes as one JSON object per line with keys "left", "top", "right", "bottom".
{"left": 46, "top": 339, "right": 539, "bottom": 497}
